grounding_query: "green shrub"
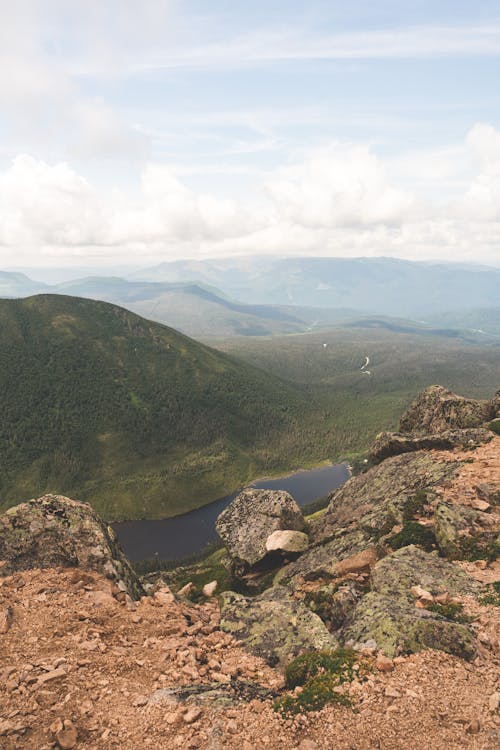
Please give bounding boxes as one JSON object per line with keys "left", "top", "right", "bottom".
{"left": 284, "top": 648, "right": 357, "bottom": 689}
{"left": 276, "top": 673, "right": 352, "bottom": 715}
{"left": 387, "top": 521, "right": 436, "bottom": 552}
{"left": 458, "top": 538, "right": 500, "bottom": 563}
{"left": 478, "top": 581, "right": 500, "bottom": 606}
{"left": 426, "top": 601, "right": 473, "bottom": 623}
{"left": 487, "top": 418, "right": 500, "bottom": 435}
{"left": 274, "top": 649, "right": 362, "bottom": 715}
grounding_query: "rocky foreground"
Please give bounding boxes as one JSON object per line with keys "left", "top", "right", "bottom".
{"left": 0, "top": 386, "right": 499, "bottom": 749}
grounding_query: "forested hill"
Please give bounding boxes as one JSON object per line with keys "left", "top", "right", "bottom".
{"left": 0, "top": 295, "right": 307, "bottom": 520}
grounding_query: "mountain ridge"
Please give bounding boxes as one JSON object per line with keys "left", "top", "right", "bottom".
{"left": 0, "top": 294, "right": 310, "bottom": 520}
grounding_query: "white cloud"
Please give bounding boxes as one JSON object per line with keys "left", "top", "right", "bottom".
{"left": 0, "top": 155, "right": 107, "bottom": 248}
{"left": 266, "top": 143, "right": 416, "bottom": 229}
{"left": 459, "top": 123, "right": 500, "bottom": 221}
{"left": 0, "top": 0, "right": 154, "bottom": 161}
{"left": 1, "top": 125, "right": 500, "bottom": 268}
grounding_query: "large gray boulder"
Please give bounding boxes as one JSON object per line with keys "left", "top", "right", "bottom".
{"left": 399, "top": 385, "right": 492, "bottom": 435}
{"left": 0, "top": 494, "right": 143, "bottom": 599}
{"left": 340, "top": 546, "right": 479, "bottom": 660}
{"left": 314, "top": 451, "right": 462, "bottom": 545}
{"left": 220, "top": 586, "right": 338, "bottom": 666}
{"left": 341, "top": 591, "right": 476, "bottom": 660}
{"left": 215, "top": 489, "right": 306, "bottom": 576}
{"left": 370, "top": 545, "right": 480, "bottom": 599}
{"left": 434, "top": 501, "right": 499, "bottom": 560}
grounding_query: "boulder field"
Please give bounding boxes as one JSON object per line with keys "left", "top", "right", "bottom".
{"left": 0, "top": 385, "right": 499, "bottom": 749}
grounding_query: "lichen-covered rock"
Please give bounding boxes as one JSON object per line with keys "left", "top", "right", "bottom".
{"left": 341, "top": 591, "right": 477, "bottom": 660}
{"left": 215, "top": 489, "right": 305, "bottom": 575}
{"left": 339, "top": 546, "right": 479, "bottom": 659}
{"left": 219, "top": 586, "right": 338, "bottom": 666}
{"left": 369, "top": 428, "right": 492, "bottom": 465}
{"left": 0, "top": 494, "right": 143, "bottom": 599}
{"left": 265, "top": 529, "right": 309, "bottom": 553}
{"left": 305, "top": 581, "right": 363, "bottom": 631}
{"left": 434, "top": 502, "right": 499, "bottom": 560}
{"left": 370, "top": 545, "right": 480, "bottom": 599}
{"left": 399, "top": 385, "right": 492, "bottom": 435}
{"left": 315, "top": 452, "right": 462, "bottom": 545}
{"left": 148, "top": 679, "right": 274, "bottom": 708}
{"left": 276, "top": 529, "right": 372, "bottom": 585}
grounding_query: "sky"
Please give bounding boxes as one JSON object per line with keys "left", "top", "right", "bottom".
{"left": 1, "top": 0, "right": 500, "bottom": 269}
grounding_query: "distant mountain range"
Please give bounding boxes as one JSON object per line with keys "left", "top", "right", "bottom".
{"left": 1, "top": 256, "right": 500, "bottom": 339}
{"left": 132, "top": 256, "right": 500, "bottom": 317}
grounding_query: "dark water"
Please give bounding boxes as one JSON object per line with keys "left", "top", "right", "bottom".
{"left": 112, "top": 462, "right": 350, "bottom": 563}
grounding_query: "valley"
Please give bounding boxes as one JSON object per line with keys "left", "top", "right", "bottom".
{"left": 0, "top": 295, "right": 500, "bottom": 521}
{"left": 0, "top": 260, "right": 499, "bottom": 526}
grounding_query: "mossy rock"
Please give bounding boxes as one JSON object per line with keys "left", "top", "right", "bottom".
{"left": 219, "top": 585, "right": 338, "bottom": 666}
{"left": 315, "top": 452, "right": 462, "bottom": 546}
{"left": 341, "top": 591, "right": 477, "bottom": 660}
{"left": 370, "top": 545, "right": 480, "bottom": 600}
{"left": 277, "top": 528, "right": 371, "bottom": 586}
{"left": 305, "top": 581, "right": 364, "bottom": 630}
{"left": 0, "top": 494, "right": 143, "bottom": 598}
{"left": 369, "top": 428, "right": 492, "bottom": 465}
{"left": 434, "top": 502, "right": 500, "bottom": 561}
{"left": 399, "top": 385, "right": 492, "bottom": 435}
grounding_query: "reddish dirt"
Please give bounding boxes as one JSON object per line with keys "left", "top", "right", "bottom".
{"left": 1, "top": 565, "right": 499, "bottom": 750}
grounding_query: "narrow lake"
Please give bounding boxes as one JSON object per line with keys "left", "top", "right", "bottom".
{"left": 112, "top": 462, "right": 350, "bottom": 563}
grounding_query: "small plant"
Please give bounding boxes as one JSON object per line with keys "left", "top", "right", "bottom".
{"left": 426, "top": 601, "right": 473, "bottom": 623}
{"left": 276, "top": 673, "right": 352, "bottom": 715}
{"left": 402, "top": 490, "right": 428, "bottom": 523}
{"left": 487, "top": 418, "right": 500, "bottom": 435}
{"left": 458, "top": 538, "right": 500, "bottom": 563}
{"left": 274, "top": 649, "right": 363, "bottom": 715}
{"left": 284, "top": 648, "right": 357, "bottom": 688}
{"left": 478, "top": 581, "right": 500, "bottom": 607}
{"left": 387, "top": 521, "right": 436, "bottom": 552}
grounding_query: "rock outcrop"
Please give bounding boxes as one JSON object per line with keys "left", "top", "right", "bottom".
{"left": 369, "top": 428, "right": 492, "bottom": 465}
{"left": 369, "top": 545, "right": 480, "bottom": 599}
{"left": 215, "top": 489, "right": 306, "bottom": 576}
{"left": 220, "top": 586, "right": 338, "bottom": 666}
{"left": 434, "top": 502, "right": 499, "bottom": 560}
{"left": 214, "top": 386, "right": 499, "bottom": 669}
{"left": 399, "top": 385, "right": 493, "bottom": 435}
{"left": 314, "top": 450, "right": 461, "bottom": 545}
{"left": 0, "top": 494, "right": 143, "bottom": 598}
{"left": 341, "top": 591, "right": 476, "bottom": 659}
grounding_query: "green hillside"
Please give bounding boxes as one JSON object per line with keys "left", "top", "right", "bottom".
{"left": 0, "top": 295, "right": 308, "bottom": 520}
{"left": 213, "top": 326, "right": 500, "bottom": 472}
